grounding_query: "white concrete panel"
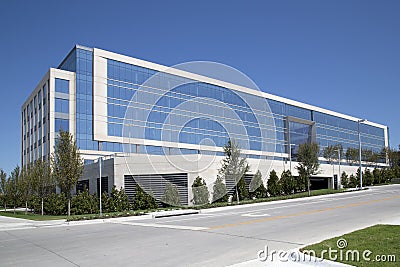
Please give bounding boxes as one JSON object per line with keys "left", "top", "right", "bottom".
{"left": 93, "top": 49, "right": 108, "bottom": 141}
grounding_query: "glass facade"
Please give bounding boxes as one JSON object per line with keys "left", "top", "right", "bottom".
{"left": 59, "top": 47, "right": 97, "bottom": 151}
{"left": 22, "top": 45, "right": 388, "bottom": 168}
{"left": 22, "top": 81, "right": 50, "bottom": 166}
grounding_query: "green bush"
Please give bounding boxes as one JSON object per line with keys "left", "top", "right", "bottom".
{"left": 44, "top": 193, "right": 67, "bottom": 215}
{"left": 267, "top": 170, "right": 281, "bottom": 197}
{"left": 232, "top": 175, "right": 249, "bottom": 202}
{"left": 212, "top": 176, "right": 228, "bottom": 203}
{"left": 249, "top": 170, "right": 267, "bottom": 199}
{"left": 280, "top": 170, "right": 295, "bottom": 195}
{"left": 71, "top": 189, "right": 99, "bottom": 215}
{"left": 364, "top": 169, "right": 373, "bottom": 186}
{"left": 133, "top": 184, "right": 158, "bottom": 210}
{"left": 191, "top": 177, "right": 210, "bottom": 205}
{"left": 341, "top": 171, "right": 349, "bottom": 188}
{"left": 108, "top": 186, "right": 130, "bottom": 212}
{"left": 161, "top": 182, "right": 181, "bottom": 207}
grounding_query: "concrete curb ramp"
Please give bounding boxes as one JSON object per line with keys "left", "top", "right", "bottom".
{"left": 151, "top": 209, "right": 199, "bottom": 219}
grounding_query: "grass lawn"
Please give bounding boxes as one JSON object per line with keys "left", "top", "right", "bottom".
{"left": 0, "top": 211, "right": 66, "bottom": 221}
{"left": 302, "top": 224, "right": 400, "bottom": 266}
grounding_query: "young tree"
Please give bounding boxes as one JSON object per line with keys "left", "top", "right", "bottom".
{"left": 0, "top": 169, "right": 7, "bottom": 211}
{"left": 296, "top": 142, "right": 320, "bottom": 196}
{"left": 267, "top": 170, "right": 281, "bottom": 197}
{"left": 212, "top": 176, "right": 228, "bottom": 203}
{"left": 249, "top": 170, "right": 267, "bottom": 199}
{"left": 32, "top": 159, "right": 55, "bottom": 215}
{"left": 191, "top": 176, "right": 210, "bottom": 205}
{"left": 280, "top": 170, "right": 295, "bottom": 195}
{"left": 161, "top": 182, "right": 181, "bottom": 207}
{"left": 219, "top": 140, "right": 249, "bottom": 203}
{"left": 7, "top": 166, "right": 22, "bottom": 213}
{"left": 19, "top": 166, "right": 33, "bottom": 214}
{"left": 51, "top": 130, "right": 84, "bottom": 217}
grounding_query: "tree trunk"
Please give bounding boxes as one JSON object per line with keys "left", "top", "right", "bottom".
{"left": 4, "top": 203, "right": 6, "bottom": 212}
{"left": 235, "top": 185, "right": 240, "bottom": 204}
{"left": 25, "top": 201, "right": 28, "bottom": 215}
{"left": 68, "top": 195, "right": 71, "bottom": 217}
{"left": 41, "top": 197, "right": 44, "bottom": 216}
{"left": 308, "top": 176, "right": 311, "bottom": 197}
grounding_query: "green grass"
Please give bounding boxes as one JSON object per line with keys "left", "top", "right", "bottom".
{"left": 302, "top": 225, "right": 400, "bottom": 266}
{"left": 0, "top": 211, "right": 66, "bottom": 221}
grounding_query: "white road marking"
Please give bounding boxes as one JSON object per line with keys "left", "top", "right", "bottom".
{"left": 110, "top": 221, "right": 207, "bottom": 231}
{"left": 241, "top": 212, "right": 270, "bottom": 217}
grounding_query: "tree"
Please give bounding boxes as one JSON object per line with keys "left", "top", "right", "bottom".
{"left": 267, "top": 170, "right": 281, "bottom": 197}
{"left": 51, "top": 130, "right": 84, "bottom": 217}
{"left": 7, "top": 166, "right": 22, "bottom": 213}
{"left": 134, "top": 184, "right": 158, "bottom": 210}
{"left": 249, "top": 170, "right": 267, "bottom": 199}
{"left": 161, "top": 182, "right": 181, "bottom": 207}
{"left": 19, "top": 166, "right": 33, "bottom": 214}
{"left": 108, "top": 186, "right": 131, "bottom": 212}
{"left": 280, "top": 170, "right": 295, "bottom": 195}
{"left": 191, "top": 177, "right": 210, "bottom": 205}
{"left": 296, "top": 142, "right": 320, "bottom": 196}
{"left": 346, "top": 148, "right": 359, "bottom": 166}
{"left": 31, "top": 159, "right": 55, "bottom": 215}
{"left": 219, "top": 140, "right": 249, "bottom": 203}
{"left": 0, "top": 169, "right": 7, "bottom": 211}
{"left": 212, "top": 176, "right": 228, "bottom": 203}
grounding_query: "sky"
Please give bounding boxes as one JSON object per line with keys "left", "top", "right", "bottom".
{"left": 0, "top": 0, "right": 399, "bottom": 175}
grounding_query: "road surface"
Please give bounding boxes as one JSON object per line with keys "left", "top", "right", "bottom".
{"left": 1, "top": 184, "right": 399, "bottom": 266}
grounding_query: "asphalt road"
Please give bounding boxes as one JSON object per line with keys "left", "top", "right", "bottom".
{"left": 1, "top": 184, "right": 399, "bottom": 266}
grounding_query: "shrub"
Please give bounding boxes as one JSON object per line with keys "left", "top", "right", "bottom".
{"left": 161, "top": 182, "right": 181, "bottom": 207}
{"left": 108, "top": 186, "right": 130, "bottom": 212}
{"left": 341, "top": 171, "right": 349, "bottom": 188}
{"left": 212, "top": 176, "right": 228, "bottom": 203}
{"left": 44, "top": 193, "right": 67, "bottom": 215}
{"left": 191, "top": 177, "right": 210, "bottom": 205}
{"left": 249, "top": 170, "right": 267, "bottom": 199}
{"left": 364, "top": 169, "right": 373, "bottom": 186}
{"left": 232, "top": 175, "right": 249, "bottom": 202}
{"left": 71, "top": 189, "right": 99, "bottom": 215}
{"left": 267, "top": 170, "right": 281, "bottom": 197}
{"left": 280, "top": 170, "right": 295, "bottom": 195}
{"left": 133, "top": 184, "right": 158, "bottom": 210}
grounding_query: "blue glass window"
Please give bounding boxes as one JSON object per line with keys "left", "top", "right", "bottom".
{"left": 55, "top": 118, "right": 69, "bottom": 132}
{"left": 55, "top": 78, "right": 69, "bottom": 94}
{"left": 55, "top": 98, "right": 69, "bottom": 113}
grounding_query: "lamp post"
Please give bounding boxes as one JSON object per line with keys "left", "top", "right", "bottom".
{"left": 335, "top": 148, "right": 341, "bottom": 189}
{"left": 358, "top": 119, "right": 366, "bottom": 190}
{"left": 99, "top": 156, "right": 103, "bottom": 218}
{"left": 289, "top": 143, "right": 296, "bottom": 173}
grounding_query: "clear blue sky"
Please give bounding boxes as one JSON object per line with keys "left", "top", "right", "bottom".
{"left": 0, "top": 0, "right": 399, "bottom": 174}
